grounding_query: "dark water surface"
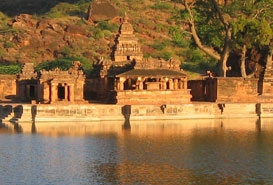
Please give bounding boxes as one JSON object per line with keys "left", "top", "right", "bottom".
{"left": 0, "top": 118, "right": 273, "bottom": 185}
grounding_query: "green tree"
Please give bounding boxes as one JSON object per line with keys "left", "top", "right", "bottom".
{"left": 180, "top": 0, "right": 273, "bottom": 77}
{"left": 230, "top": 1, "right": 273, "bottom": 77}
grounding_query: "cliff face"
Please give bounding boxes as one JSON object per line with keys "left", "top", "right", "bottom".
{"left": 1, "top": 0, "right": 262, "bottom": 78}
{"left": 1, "top": 14, "right": 93, "bottom": 63}
{"left": 0, "top": 0, "right": 175, "bottom": 65}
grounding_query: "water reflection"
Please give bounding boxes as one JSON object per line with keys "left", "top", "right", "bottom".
{"left": 0, "top": 118, "right": 272, "bottom": 185}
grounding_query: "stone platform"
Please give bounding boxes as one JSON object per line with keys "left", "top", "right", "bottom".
{"left": 1, "top": 102, "right": 273, "bottom": 123}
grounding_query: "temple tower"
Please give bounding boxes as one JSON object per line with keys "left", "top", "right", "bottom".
{"left": 112, "top": 14, "right": 143, "bottom": 62}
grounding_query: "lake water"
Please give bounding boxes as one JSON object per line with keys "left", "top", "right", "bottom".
{"left": 0, "top": 118, "right": 273, "bottom": 185}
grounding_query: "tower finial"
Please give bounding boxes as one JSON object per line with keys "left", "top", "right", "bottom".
{"left": 123, "top": 12, "right": 128, "bottom": 23}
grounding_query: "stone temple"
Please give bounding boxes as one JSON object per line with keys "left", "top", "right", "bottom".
{"left": 0, "top": 14, "right": 192, "bottom": 105}
{"left": 92, "top": 15, "right": 192, "bottom": 104}
{"left": 1, "top": 14, "right": 273, "bottom": 105}
{"left": 16, "top": 61, "right": 86, "bottom": 104}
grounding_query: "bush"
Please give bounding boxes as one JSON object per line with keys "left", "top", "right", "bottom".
{"left": 35, "top": 56, "right": 93, "bottom": 77}
{"left": 0, "top": 12, "right": 10, "bottom": 30}
{"left": 151, "top": 40, "right": 171, "bottom": 50}
{"left": 97, "top": 21, "right": 119, "bottom": 32}
{"left": 45, "top": 3, "right": 79, "bottom": 18}
{"left": 181, "top": 49, "right": 218, "bottom": 73}
{"left": 0, "top": 64, "right": 21, "bottom": 74}
{"left": 151, "top": 2, "right": 173, "bottom": 12}
{"left": 169, "top": 26, "right": 190, "bottom": 47}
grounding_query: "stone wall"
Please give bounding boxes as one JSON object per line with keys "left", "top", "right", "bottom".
{"left": 214, "top": 77, "right": 259, "bottom": 102}
{"left": 0, "top": 75, "right": 17, "bottom": 101}
{"left": 1, "top": 103, "right": 267, "bottom": 123}
{"left": 115, "top": 89, "right": 192, "bottom": 105}
{"left": 188, "top": 80, "right": 206, "bottom": 101}
{"left": 189, "top": 77, "right": 259, "bottom": 103}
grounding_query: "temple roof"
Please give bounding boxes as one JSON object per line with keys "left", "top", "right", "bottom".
{"left": 119, "top": 14, "right": 134, "bottom": 34}
{"left": 117, "top": 69, "right": 187, "bottom": 78}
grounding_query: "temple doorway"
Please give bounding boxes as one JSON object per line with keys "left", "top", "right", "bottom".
{"left": 58, "top": 84, "right": 65, "bottom": 100}
{"left": 29, "top": 85, "right": 35, "bottom": 98}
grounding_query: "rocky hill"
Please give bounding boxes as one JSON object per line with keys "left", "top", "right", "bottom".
{"left": 0, "top": 0, "right": 209, "bottom": 78}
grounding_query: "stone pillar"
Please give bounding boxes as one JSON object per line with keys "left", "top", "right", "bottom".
{"left": 114, "top": 78, "right": 118, "bottom": 90}
{"left": 161, "top": 78, "right": 168, "bottom": 90}
{"left": 118, "top": 78, "right": 126, "bottom": 90}
{"left": 183, "top": 77, "right": 187, "bottom": 89}
{"left": 42, "top": 82, "right": 49, "bottom": 103}
{"left": 51, "top": 83, "right": 57, "bottom": 103}
{"left": 79, "top": 81, "right": 85, "bottom": 100}
{"left": 169, "top": 79, "right": 174, "bottom": 90}
{"left": 179, "top": 79, "right": 184, "bottom": 89}
{"left": 65, "top": 85, "right": 68, "bottom": 101}
{"left": 70, "top": 84, "right": 75, "bottom": 103}
{"left": 174, "top": 79, "right": 178, "bottom": 90}
{"left": 37, "top": 82, "right": 42, "bottom": 103}
{"left": 137, "top": 77, "right": 144, "bottom": 90}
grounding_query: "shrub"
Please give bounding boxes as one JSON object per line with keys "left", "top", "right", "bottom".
{"left": 181, "top": 49, "right": 218, "bottom": 73}
{"left": 0, "top": 12, "right": 10, "bottom": 30}
{"left": 0, "top": 64, "right": 21, "bottom": 74}
{"left": 151, "top": 40, "right": 171, "bottom": 50}
{"left": 169, "top": 26, "right": 189, "bottom": 47}
{"left": 35, "top": 56, "right": 93, "bottom": 77}
{"left": 151, "top": 2, "right": 173, "bottom": 12}
{"left": 45, "top": 3, "right": 78, "bottom": 18}
{"left": 97, "top": 21, "right": 119, "bottom": 32}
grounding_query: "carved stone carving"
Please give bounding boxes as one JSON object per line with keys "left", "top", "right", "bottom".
{"left": 19, "top": 63, "right": 38, "bottom": 80}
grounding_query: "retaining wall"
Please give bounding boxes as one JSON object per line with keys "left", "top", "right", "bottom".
{"left": 2, "top": 103, "right": 273, "bottom": 123}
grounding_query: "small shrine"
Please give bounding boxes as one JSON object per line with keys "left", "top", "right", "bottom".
{"left": 39, "top": 61, "right": 86, "bottom": 104}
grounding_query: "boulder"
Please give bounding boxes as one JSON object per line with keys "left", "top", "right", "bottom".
{"left": 86, "top": 0, "right": 118, "bottom": 22}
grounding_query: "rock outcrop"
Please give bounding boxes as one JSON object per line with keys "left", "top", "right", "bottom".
{"left": 0, "top": 14, "right": 92, "bottom": 64}
{"left": 86, "top": 0, "right": 118, "bottom": 23}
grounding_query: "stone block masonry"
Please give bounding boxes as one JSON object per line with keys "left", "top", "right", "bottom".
{"left": 1, "top": 103, "right": 272, "bottom": 123}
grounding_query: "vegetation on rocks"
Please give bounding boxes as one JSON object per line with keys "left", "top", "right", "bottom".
{"left": 0, "top": 0, "right": 272, "bottom": 79}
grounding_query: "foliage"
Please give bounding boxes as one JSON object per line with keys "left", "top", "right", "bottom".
{"left": 35, "top": 58, "right": 72, "bottom": 71}
{"left": 151, "top": 39, "right": 170, "bottom": 50}
{"left": 0, "top": 64, "right": 21, "bottom": 74}
{"left": 169, "top": 26, "right": 190, "bottom": 47}
{"left": 125, "top": 0, "right": 145, "bottom": 11}
{"left": 181, "top": 49, "right": 217, "bottom": 74}
{"left": 177, "top": 0, "right": 273, "bottom": 77}
{"left": 230, "top": 0, "right": 273, "bottom": 42}
{"left": 0, "top": 12, "right": 10, "bottom": 30}
{"left": 44, "top": 3, "right": 83, "bottom": 18}
{"left": 35, "top": 56, "right": 93, "bottom": 77}
{"left": 97, "top": 21, "right": 119, "bottom": 32}
{"left": 151, "top": 2, "right": 173, "bottom": 12}
{"left": 148, "top": 39, "right": 175, "bottom": 61}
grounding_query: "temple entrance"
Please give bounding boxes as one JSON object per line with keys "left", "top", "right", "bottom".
{"left": 57, "top": 84, "right": 65, "bottom": 100}
{"left": 29, "top": 85, "right": 35, "bottom": 98}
